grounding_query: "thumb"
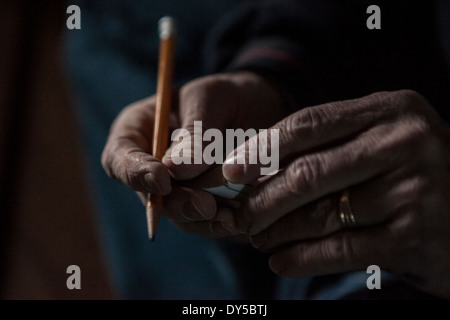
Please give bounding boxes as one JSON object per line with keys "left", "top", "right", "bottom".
{"left": 161, "top": 74, "right": 241, "bottom": 180}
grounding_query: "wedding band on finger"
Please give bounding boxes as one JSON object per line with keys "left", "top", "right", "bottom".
{"left": 339, "top": 189, "right": 357, "bottom": 229}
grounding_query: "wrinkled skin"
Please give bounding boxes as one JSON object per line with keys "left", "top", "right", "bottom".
{"left": 223, "top": 90, "right": 450, "bottom": 299}
{"left": 101, "top": 71, "right": 287, "bottom": 238}
{"left": 102, "top": 70, "right": 450, "bottom": 298}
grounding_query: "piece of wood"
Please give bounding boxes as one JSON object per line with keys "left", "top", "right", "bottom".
{"left": 180, "top": 165, "right": 254, "bottom": 202}
{"left": 146, "top": 16, "right": 176, "bottom": 241}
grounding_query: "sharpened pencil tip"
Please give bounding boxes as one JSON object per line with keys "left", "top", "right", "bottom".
{"left": 146, "top": 197, "right": 162, "bottom": 243}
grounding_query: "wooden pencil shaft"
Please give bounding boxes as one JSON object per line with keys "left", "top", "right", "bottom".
{"left": 147, "top": 17, "right": 176, "bottom": 240}
{"left": 153, "top": 36, "right": 175, "bottom": 160}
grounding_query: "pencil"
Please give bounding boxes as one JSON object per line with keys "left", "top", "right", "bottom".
{"left": 146, "top": 16, "right": 176, "bottom": 241}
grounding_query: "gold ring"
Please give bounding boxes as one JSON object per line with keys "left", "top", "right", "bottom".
{"left": 339, "top": 189, "right": 357, "bottom": 228}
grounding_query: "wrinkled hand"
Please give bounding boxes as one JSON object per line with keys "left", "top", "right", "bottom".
{"left": 101, "top": 71, "right": 287, "bottom": 239}
{"left": 223, "top": 90, "right": 450, "bottom": 298}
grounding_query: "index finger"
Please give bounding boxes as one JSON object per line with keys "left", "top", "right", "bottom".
{"left": 101, "top": 97, "right": 175, "bottom": 194}
{"left": 223, "top": 91, "right": 400, "bottom": 184}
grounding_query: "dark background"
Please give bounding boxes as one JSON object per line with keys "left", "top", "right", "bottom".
{"left": 0, "top": 1, "right": 114, "bottom": 299}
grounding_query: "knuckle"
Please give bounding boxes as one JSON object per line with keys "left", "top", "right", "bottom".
{"left": 409, "top": 174, "right": 434, "bottom": 198}
{"left": 408, "top": 115, "right": 432, "bottom": 139}
{"left": 284, "top": 155, "right": 322, "bottom": 198}
{"left": 180, "top": 75, "right": 230, "bottom": 100}
{"left": 388, "top": 214, "right": 421, "bottom": 265}
{"left": 389, "top": 174, "right": 435, "bottom": 222}
{"left": 322, "top": 234, "right": 355, "bottom": 267}
{"left": 282, "top": 110, "right": 308, "bottom": 145}
{"left": 394, "top": 89, "right": 431, "bottom": 115}
{"left": 385, "top": 115, "right": 437, "bottom": 163}
{"left": 284, "top": 106, "right": 330, "bottom": 144}
{"left": 292, "top": 245, "right": 307, "bottom": 272}
{"left": 397, "top": 89, "right": 428, "bottom": 107}
{"left": 399, "top": 116, "right": 437, "bottom": 155}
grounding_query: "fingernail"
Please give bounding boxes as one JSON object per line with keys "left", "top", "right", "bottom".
{"left": 220, "top": 221, "right": 238, "bottom": 235}
{"left": 182, "top": 201, "right": 201, "bottom": 221}
{"left": 144, "top": 173, "right": 171, "bottom": 194}
{"left": 215, "top": 208, "right": 238, "bottom": 234}
{"left": 250, "top": 231, "right": 267, "bottom": 249}
{"left": 209, "top": 221, "right": 233, "bottom": 236}
{"left": 191, "top": 197, "right": 215, "bottom": 220}
{"left": 268, "top": 255, "right": 287, "bottom": 275}
{"left": 222, "top": 159, "right": 244, "bottom": 184}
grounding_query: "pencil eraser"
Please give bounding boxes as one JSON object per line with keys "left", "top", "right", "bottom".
{"left": 158, "top": 16, "right": 176, "bottom": 39}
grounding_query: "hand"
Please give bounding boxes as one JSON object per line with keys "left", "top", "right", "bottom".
{"left": 101, "top": 71, "right": 287, "bottom": 239}
{"left": 223, "top": 90, "right": 450, "bottom": 298}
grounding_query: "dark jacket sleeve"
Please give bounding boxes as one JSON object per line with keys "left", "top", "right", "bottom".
{"left": 203, "top": 0, "right": 450, "bottom": 121}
